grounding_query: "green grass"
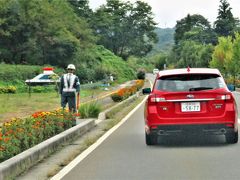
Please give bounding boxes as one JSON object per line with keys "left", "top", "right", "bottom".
{"left": 79, "top": 102, "right": 102, "bottom": 118}
{"left": 0, "top": 89, "right": 103, "bottom": 123}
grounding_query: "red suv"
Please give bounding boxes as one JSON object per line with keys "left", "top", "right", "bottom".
{"left": 143, "top": 68, "right": 238, "bottom": 145}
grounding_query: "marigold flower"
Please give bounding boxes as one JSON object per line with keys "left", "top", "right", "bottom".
{"left": 3, "top": 137, "right": 10, "bottom": 143}
{"left": 0, "top": 146, "right": 5, "bottom": 151}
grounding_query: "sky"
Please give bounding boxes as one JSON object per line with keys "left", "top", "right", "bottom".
{"left": 88, "top": 0, "right": 240, "bottom": 28}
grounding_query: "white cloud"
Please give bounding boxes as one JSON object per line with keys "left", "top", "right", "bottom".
{"left": 89, "top": 0, "right": 240, "bottom": 28}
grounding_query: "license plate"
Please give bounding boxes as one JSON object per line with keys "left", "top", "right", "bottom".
{"left": 181, "top": 102, "right": 200, "bottom": 112}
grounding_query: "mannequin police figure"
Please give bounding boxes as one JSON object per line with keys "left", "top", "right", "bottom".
{"left": 60, "top": 64, "right": 80, "bottom": 112}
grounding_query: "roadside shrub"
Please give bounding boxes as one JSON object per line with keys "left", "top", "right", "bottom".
{"left": 0, "top": 86, "right": 17, "bottom": 94}
{"left": 94, "top": 66, "right": 109, "bottom": 81}
{"left": 30, "top": 85, "right": 56, "bottom": 93}
{"left": 135, "top": 80, "right": 144, "bottom": 90}
{"left": 111, "top": 80, "right": 144, "bottom": 102}
{"left": 236, "top": 79, "right": 240, "bottom": 87}
{"left": 136, "top": 68, "right": 146, "bottom": 80}
{"left": 79, "top": 102, "right": 102, "bottom": 118}
{"left": 111, "top": 93, "right": 124, "bottom": 102}
{"left": 225, "top": 77, "right": 240, "bottom": 87}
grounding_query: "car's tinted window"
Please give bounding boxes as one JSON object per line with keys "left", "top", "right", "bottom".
{"left": 155, "top": 74, "right": 225, "bottom": 92}
{"left": 39, "top": 75, "right": 50, "bottom": 80}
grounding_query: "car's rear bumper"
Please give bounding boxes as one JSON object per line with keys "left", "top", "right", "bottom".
{"left": 149, "top": 124, "right": 236, "bottom": 136}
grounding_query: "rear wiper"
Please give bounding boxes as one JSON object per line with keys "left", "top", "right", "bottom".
{"left": 189, "top": 87, "right": 213, "bottom": 91}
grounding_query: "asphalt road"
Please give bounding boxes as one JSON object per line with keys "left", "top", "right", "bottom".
{"left": 60, "top": 105, "right": 240, "bottom": 180}
{"left": 57, "top": 75, "right": 240, "bottom": 180}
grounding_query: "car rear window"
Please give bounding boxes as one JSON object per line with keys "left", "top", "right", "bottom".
{"left": 155, "top": 74, "right": 225, "bottom": 92}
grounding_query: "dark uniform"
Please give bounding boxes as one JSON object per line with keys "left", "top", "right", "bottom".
{"left": 60, "top": 72, "right": 80, "bottom": 112}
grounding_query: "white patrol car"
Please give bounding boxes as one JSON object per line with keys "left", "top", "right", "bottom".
{"left": 25, "top": 67, "right": 60, "bottom": 86}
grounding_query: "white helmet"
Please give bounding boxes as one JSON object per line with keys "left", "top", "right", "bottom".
{"left": 67, "top": 64, "right": 76, "bottom": 70}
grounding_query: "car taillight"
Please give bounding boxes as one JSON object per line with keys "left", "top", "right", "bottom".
{"left": 149, "top": 95, "right": 166, "bottom": 103}
{"left": 216, "top": 94, "right": 231, "bottom": 100}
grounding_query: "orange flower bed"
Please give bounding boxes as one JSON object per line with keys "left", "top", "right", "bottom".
{"left": 111, "top": 80, "right": 144, "bottom": 102}
{"left": 0, "top": 109, "right": 76, "bottom": 162}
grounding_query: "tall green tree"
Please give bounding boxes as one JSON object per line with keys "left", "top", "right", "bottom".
{"left": 174, "top": 14, "right": 216, "bottom": 45}
{"left": 0, "top": 0, "right": 95, "bottom": 67}
{"left": 67, "top": 0, "right": 93, "bottom": 19}
{"left": 214, "top": 0, "right": 238, "bottom": 37}
{"left": 210, "top": 36, "right": 233, "bottom": 75}
{"left": 153, "top": 53, "right": 167, "bottom": 70}
{"left": 230, "top": 33, "right": 240, "bottom": 83}
{"left": 210, "top": 33, "right": 240, "bottom": 83}
{"left": 90, "top": 0, "right": 157, "bottom": 59}
{"left": 172, "top": 40, "right": 213, "bottom": 68}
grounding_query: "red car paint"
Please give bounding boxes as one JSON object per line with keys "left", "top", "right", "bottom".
{"left": 143, "top": 68, "right": 238, "bottom": 145}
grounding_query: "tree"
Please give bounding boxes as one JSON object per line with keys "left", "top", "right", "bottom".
{"left": 214, "top": 0, "right": 238, "bottom": 37}
{"left": 174, "top": 14, "right": 216, "bottom": 45}
{"left": 210, "top": 36, "right": 233, "bottom": 75}
{"left": 148, "top": 53, "right": 167, "bottom": 70}
{"left": 172, "top": 40, "right": 213, "bottom": 68}
{"left": 229, "top": 32, "right": 240, "bottom": 84}
{"left": 90, "top": 0, "right": 157, "bottom": 59}
{"left": 0, "top": 0, "right": 95, "bottom": 67}
{"left": 210, "top": 33, "right": 240, "bottom": 83}
{"left": 67, "top": 0, "right": 93, "bottom": 20}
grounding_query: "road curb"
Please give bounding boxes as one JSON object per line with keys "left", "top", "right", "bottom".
{"left": 0, "top": 119, "right": 95, "bottom": 180}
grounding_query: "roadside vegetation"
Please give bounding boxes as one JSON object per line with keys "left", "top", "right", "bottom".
{"left": 0, "top": 88, "right": 103, "bottom": 122}
{"left": 0, "top": 79, "right": 145, "bottom": 162}
{"left": 0, "top": 0, "right": 155, "bottom": 83}
{"left": 78, "top": 102, "right": 102, "bottom": 119}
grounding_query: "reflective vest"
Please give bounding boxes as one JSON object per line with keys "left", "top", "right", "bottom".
{"left": 62, "top": 73, "right": 77, "bottom": 92}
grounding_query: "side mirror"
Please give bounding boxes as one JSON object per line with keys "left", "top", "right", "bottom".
{"left": 227, "top": 84, "right": 235, "bottom": 92}
{"left": 142, "top": 88, "right": 151, "bottom": 94}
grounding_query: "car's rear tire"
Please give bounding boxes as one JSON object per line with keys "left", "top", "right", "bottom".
{"left": 225, "top": 131, "right": 238, "bottom": 144}
{"left": 145, "top": 133, "right": 157, "bottom": 145}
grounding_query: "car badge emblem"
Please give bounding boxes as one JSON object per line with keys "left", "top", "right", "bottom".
{"left": 186, "top": 94, "right": 194, "bottom": 99}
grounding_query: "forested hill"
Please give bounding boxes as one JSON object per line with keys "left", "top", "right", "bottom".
{"left": 0, "top": 0, "right": 158, "bottom": 82}
{"left": 151, "top": 27, "right": 174, "bottom": 54}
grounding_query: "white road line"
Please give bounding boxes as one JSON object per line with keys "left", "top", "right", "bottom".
{"left": 51, "top": 95, "right": 148, "bottom": 180}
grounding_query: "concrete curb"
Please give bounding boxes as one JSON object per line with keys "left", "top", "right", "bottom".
{"left": 0, "top": 119, "right": 95, "bottom": 180}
